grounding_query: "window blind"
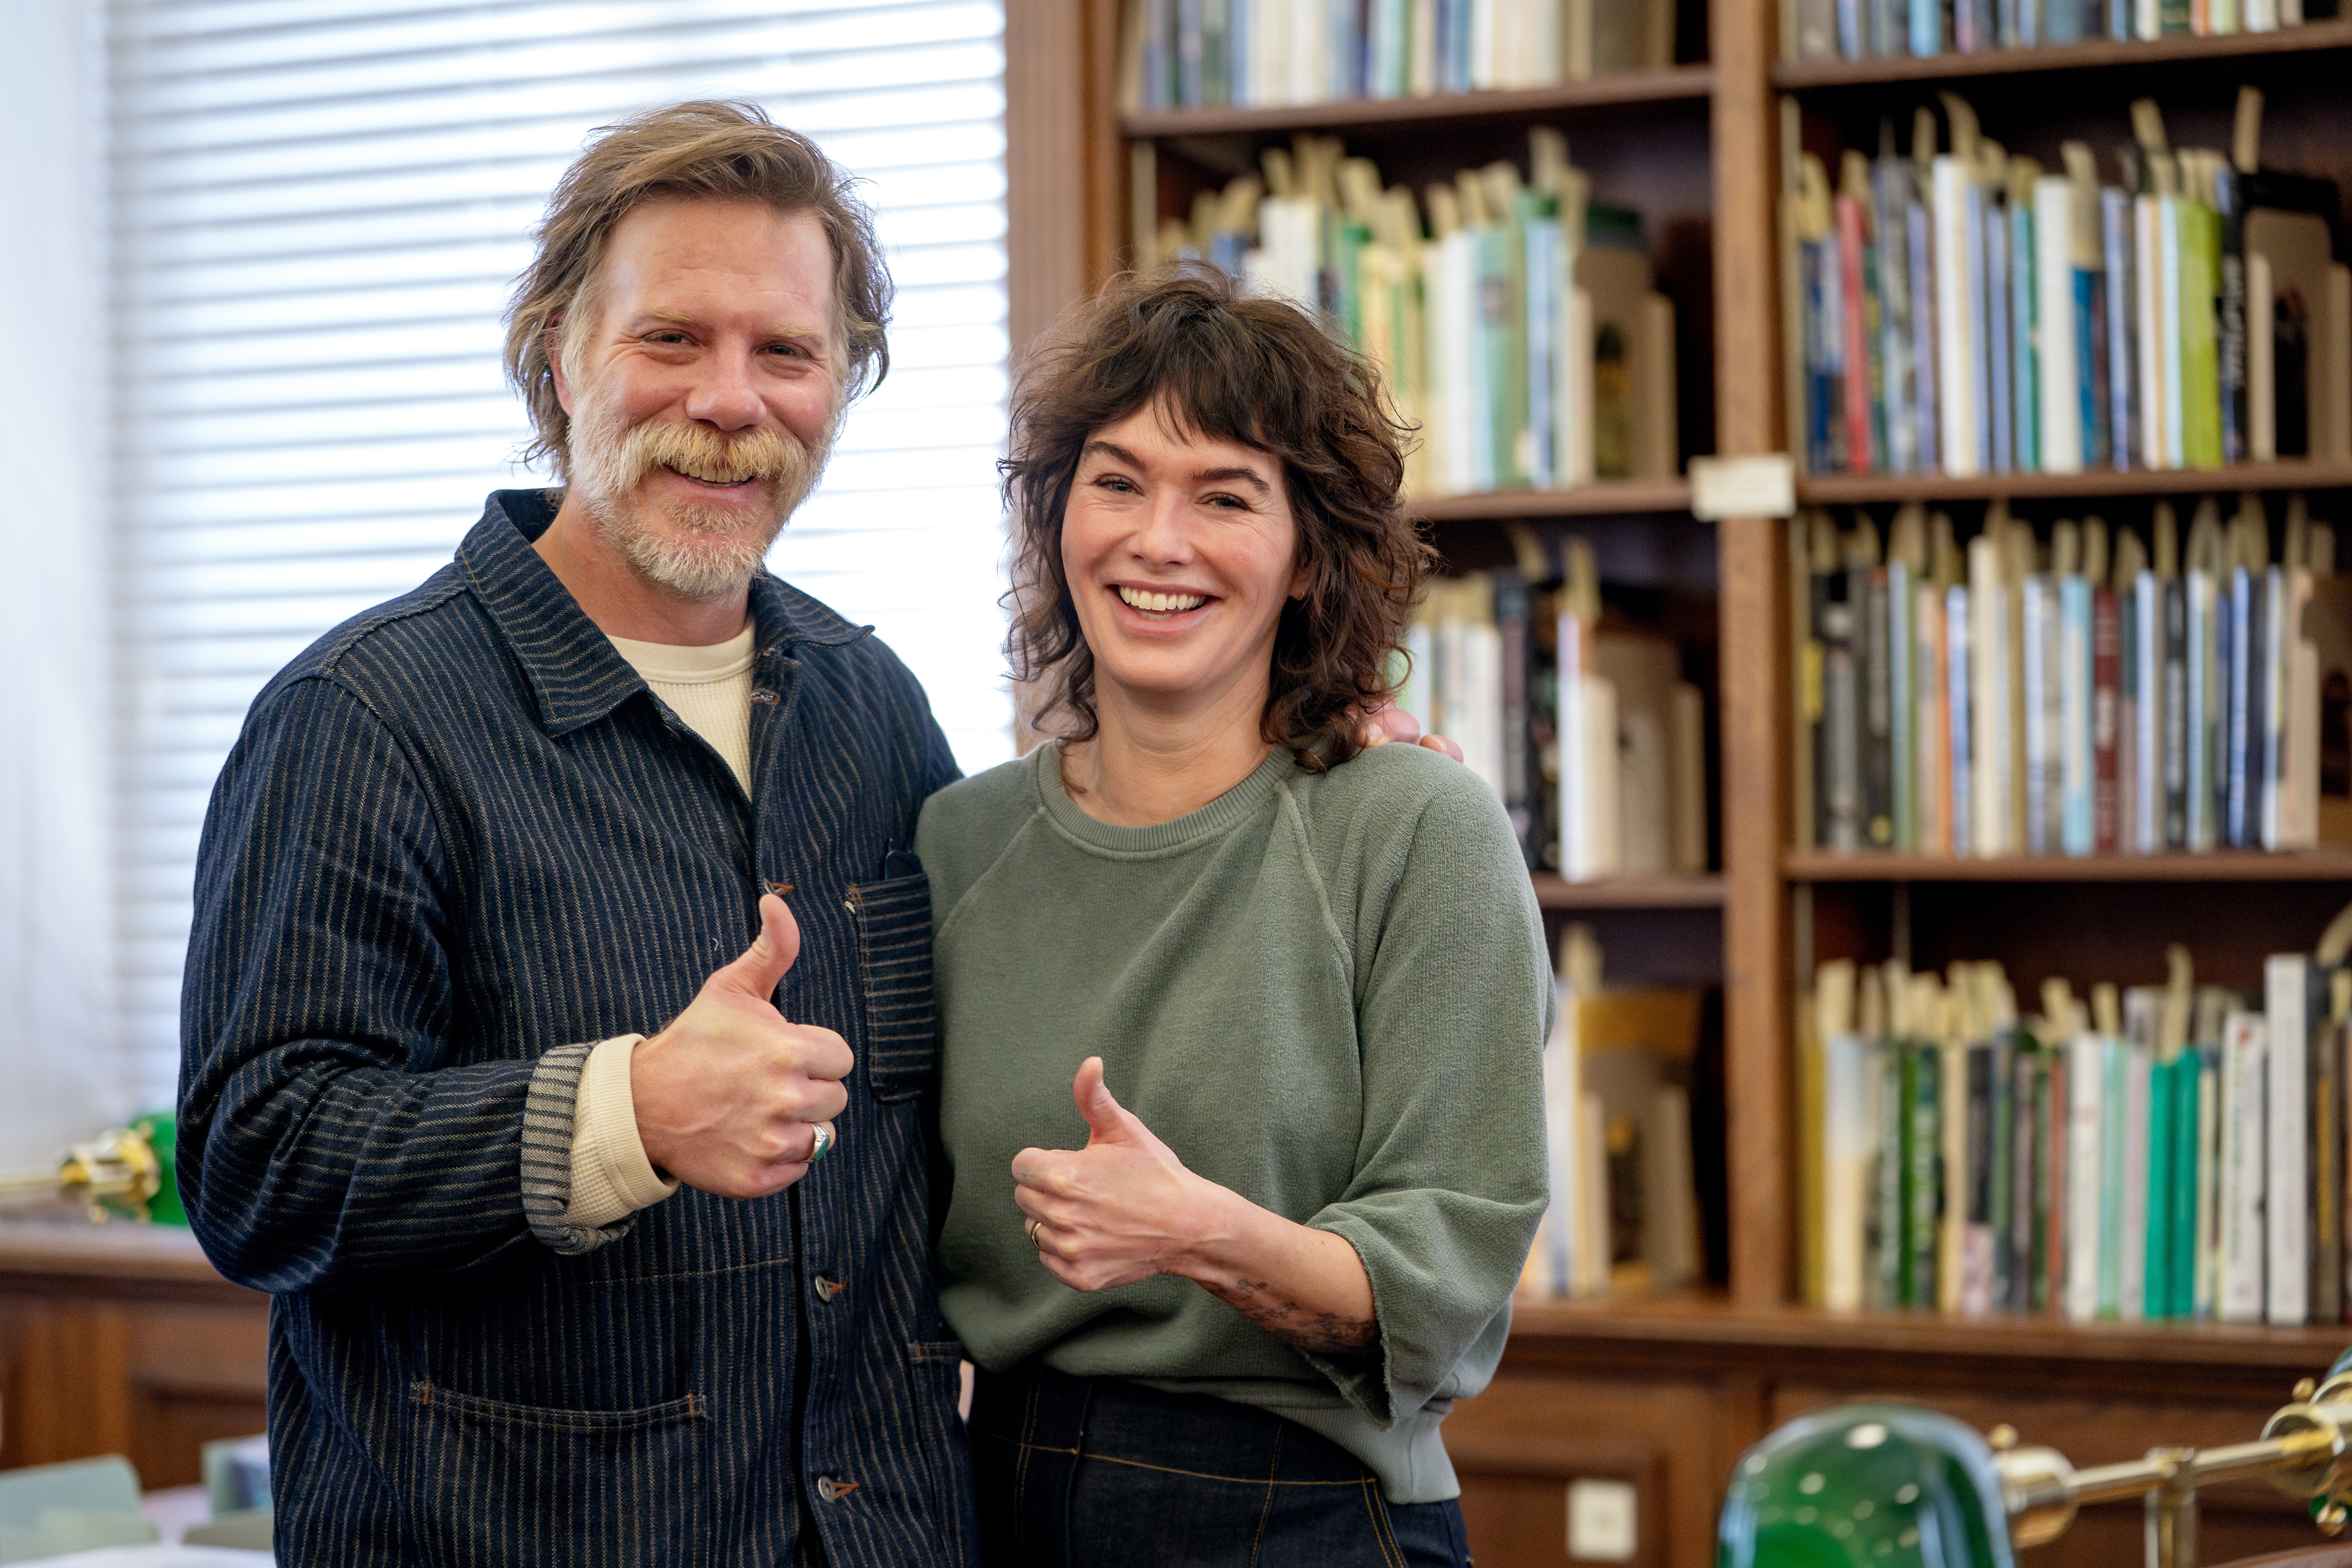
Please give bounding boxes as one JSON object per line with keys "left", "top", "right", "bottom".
{"left": 109, "top": 0, "right": 1012, "bottom": 1108}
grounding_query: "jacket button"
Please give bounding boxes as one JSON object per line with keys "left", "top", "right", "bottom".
{"left": 813, "top": 1276, "right": 846, "bottom": 1302}
{"left": 815, "top": 1476, "right": 858, "bottom": 1502}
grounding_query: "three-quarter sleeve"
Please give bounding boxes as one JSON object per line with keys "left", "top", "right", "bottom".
{"left": 1302, "top": 776, "right": 1554, "bottom": 1426}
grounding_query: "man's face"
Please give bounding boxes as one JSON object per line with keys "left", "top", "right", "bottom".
{"left": 553, "top": 197, "right": 843, "bottom": 600}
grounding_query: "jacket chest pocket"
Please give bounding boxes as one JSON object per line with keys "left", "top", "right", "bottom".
{"left": 845, "top": 869, "right": 936, "bottom": 1103}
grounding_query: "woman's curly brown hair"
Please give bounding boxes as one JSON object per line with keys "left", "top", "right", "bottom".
{"left": 1004, "top": 266, "right": 1435, "bottom": 770}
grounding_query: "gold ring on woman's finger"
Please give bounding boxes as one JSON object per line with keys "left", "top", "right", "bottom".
{"left": 1026, "top": 1217, "right": 1043, "bottom": 1251}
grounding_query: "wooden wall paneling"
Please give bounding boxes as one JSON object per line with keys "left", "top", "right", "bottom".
{"left": 123, "top": 1304, "right": 270, "bottom": 1488}
{"left": 1004, "top": 0, "right": 1123, "bottom": 356}
{"left": 1445, "top": 1371, "right": 1721, "bottom": 1568}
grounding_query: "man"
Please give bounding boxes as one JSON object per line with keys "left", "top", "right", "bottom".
{"left": 179, "top": 102, "right": 970, "bottom": 1566}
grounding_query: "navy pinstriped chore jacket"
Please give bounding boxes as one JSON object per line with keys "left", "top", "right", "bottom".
{"left": 178, "top": 489, "right": 973, "bottom": 1567}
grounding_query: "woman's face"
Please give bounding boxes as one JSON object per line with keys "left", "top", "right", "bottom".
{"left": 1062, "top": 405, "right": 1307, "bottom": 722}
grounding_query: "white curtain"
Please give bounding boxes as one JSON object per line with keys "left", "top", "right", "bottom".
{"left": 0, "top": 0, "right": 129, "bottom": 1168}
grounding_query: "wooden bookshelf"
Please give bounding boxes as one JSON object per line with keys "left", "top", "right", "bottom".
{"left": 1796, "top": 458, "right": 2352, "bottom": 506}
{"left": 1786, "top": 849, "right": 2352, "bottom": 882}
{"left": 1534, "top": 871, "right": 1727, "bottom": 907}
{"left": 1004, "top": 0, "right": 2352, "bottom": 1560}
{"left": 1121, "top": 65, "right": 1716, "bottom": 137}
{"left": 1772, "top": 16, "right": 2352, "bottom": 88}
{"left": 1413, "top": 479, "right": 1696, "bottom": 520}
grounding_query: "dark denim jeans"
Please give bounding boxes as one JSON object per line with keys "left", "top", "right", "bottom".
{"left": 971, "top": 1364, "right": 1473, "bottom": 1568}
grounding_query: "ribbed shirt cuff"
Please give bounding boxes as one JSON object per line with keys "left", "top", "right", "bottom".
{"left": 565, "top": 1034, "right": 681, "bottom": 1229}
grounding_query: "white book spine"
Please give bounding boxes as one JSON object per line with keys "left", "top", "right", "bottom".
{"left": 1467, "top": 619, "right": 1506, "bottom": 800}
{"left": 2118, "top": 1042, "right": 2151, "bottom": 1321}
{"left": 2218, "top": 1012, "right": 2267, "bottom": 1323}
{"left": 1557, "top": 613, "right": 1584, "bottom": 877}
{"left": 1580, "top": 675, "right": 1622, "bottom": 879}
{"left": 2160, "top": 197, "right": 2186, "bottom": 469}
{"left": 2064, "top": 1033, "right": 2106, "bottom": 1322}
{"left": 1970, "top": 537, "right": 2008, "bottom": 854}
{"left": 2034, "top": 177, "right": 2083, "bottom": 473}
{"left": 1933, "top": 157, "right": 1979, "bottom": 478}
{"left": 2137, "top": 195, "right": 2168, "bottom": 469}
{"left": 1822, "top": 1033, "right": 1871, "bottom": 1311}
{"left": 1443, "top": 232, "right": 1480, "bottom": 496}
{"left": 2023, "top": 578, "right": 2050, "bottom": 853}
{"left": 2266, "top": 954, "right": 2311, "bottom": 1324}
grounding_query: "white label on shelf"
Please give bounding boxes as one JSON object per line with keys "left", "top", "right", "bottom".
{"left": 1688, "top": 454, "right": 1796, "bottom": 521}
{"left": 1568, "top": 1478, "right": 1639, "bottom": 1562}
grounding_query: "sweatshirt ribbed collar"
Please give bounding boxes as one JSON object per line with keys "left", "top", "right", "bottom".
{"left": 1032, "top": 740, "right": 1298, "bottom": 855}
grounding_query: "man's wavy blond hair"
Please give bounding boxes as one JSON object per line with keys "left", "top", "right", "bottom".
{"left": 504, "top": 100, "right": 891, "bottom": 481}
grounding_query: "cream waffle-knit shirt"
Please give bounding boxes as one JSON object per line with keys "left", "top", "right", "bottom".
{"left": 561, "top": 621, "right": 759, "bottom": 1228}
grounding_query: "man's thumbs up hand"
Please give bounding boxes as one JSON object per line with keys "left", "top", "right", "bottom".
{"left": 1012, "top": 1058, "right": 1222, "bottom": 1294}
{"left": 711, "top": 891, "right": 801, "bottom": 1008}
{"left": 632, "top": 894, "right": 851, "bottom": 1199}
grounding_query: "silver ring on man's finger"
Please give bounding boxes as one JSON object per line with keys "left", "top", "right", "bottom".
{"left": 808, "top": 1122, "right": 834, "bottom": 1164}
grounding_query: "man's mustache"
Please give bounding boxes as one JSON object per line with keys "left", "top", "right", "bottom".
{"left": 613, "top": 420, "right": 805, "bottom": 494}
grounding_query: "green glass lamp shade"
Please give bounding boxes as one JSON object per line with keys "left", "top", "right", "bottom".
{"left": 131, "top": 1111, "right": 187, "bottom": 1225}
{"left": 1720, "top": 1405, "right": 2016, "bottom": 1568}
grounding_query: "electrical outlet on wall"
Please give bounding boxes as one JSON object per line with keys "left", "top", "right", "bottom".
{"left": 1567, "top": 1477, "right": 1639, "bottom": 1562}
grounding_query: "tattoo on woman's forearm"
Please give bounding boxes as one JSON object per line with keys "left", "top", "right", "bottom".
{"left": 1211, "top": 1277, "right": 1377, "bottom": 1353}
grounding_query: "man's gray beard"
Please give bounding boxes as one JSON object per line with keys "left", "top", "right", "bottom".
{"left": 567, "top": 398, "right": 828, "bottom": 601}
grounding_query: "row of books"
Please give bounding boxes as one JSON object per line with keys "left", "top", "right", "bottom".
{"left": 1157, "top": 131, "right": 1679, "bottom": 500}
{"left": 1120, "top": 0, "right": 1674, "bottom": 112}
{"left": 1397, "top": 541, "right": 1708, "bottom": 878}
{"left": 1802, "top": 938, "right": 2352, "bottom": 1323}
{"left": 1792, "top": 0, "right": 2335, "bottom": 63}
{"left": 1790, "top": 88, "right": 2351, "bottom": 479}
{"left": 1793, "top": 495, "right": 2351, "bottom": 857}
{"left": 1526, "top": 923, "right": 1710, "bottom": 1297}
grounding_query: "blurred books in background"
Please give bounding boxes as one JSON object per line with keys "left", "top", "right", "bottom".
{"left": 1792, "top": 0, "right": 2339, "bottom": 65}
{"left": 1801, "top": 930, "right": 2352, "bottom": 1324}
{"left": 1791, "top": 492, "right": 2352, "bottom": 857}
{"left": 1789, "top": 88, "right": 2349, "bottom": 479}
{"left": 1147, "top": 130, "right": 1680, "bottom": 500}
{"left": 1400, "top": 535, "right": 1709, "bottom": 878}
{"left": 1122, "top": 0, "right": 1678, "bottom": 111}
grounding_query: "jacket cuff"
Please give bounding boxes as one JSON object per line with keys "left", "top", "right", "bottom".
{"left": 521, "top": 1040, "right": 636, "bottom": 1256}
{"left": 566, "top": 1034, "right": 679, "bottom": 1228}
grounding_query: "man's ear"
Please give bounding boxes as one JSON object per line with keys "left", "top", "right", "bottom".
{"left": 547, "top": 315, "right": 575, "bottom": 418}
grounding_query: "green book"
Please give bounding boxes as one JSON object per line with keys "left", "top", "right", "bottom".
{"left": 1477, "top": 223, "right": 1530, "bottom": 489}
{"left": 2170, "top": 1053, "right": 2202, "bottom": 1320}
{"left": 1905, "top": 1042, "right": 1941, "bottom": 1308}
{"left": 1987, "top": 1036, "right": 2014, "bottom": 1310}
{"left": 2145, "top": 1053, "right": 2176, "bottom": 1320}
{"left": 1875, "top": 1041, "right": 1905, "bottom": 1309}
{"left": 1334, "top": 216, "right": 1373, "bottom": 352}
{"left": 2178, "top": 200, "right": 2222, "bottom": 468}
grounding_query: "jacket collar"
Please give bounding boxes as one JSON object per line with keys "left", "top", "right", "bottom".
{"left": 456, "top": 488, "right": 872, "bottom": 737}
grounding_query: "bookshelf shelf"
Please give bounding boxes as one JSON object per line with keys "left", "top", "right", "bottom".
{"left": 1770, "top": 18, "right": 2352, "bottom": 90}
{"left": 1412, "top": 479, "right": 1695, "bottom": 521}
{"left": 1784, "top": 849, "right": 2352, "bottom": 883}
{"left": 1794, "top": 460, "right": 2352, "bottom": 507}
{"left": 1532, "top": 871, "right": 1726, "bottom": 908}
{"left": 1120, "top": 66, "right": 1716, "bottom": 139}
{"left": 1504, "top": 1291, "right": 2352, "bottom": 1366}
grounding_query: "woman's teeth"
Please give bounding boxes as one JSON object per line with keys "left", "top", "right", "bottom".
{"left": 1117, "top": 586, "right": 1207, "bottom": 614}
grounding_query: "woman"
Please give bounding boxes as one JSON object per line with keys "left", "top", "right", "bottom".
{"left": 914, "top": 267, "right": 1550, "bottom": 1567}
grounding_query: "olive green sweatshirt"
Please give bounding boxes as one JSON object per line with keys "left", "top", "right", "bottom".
{"left": 914, "top": 740, "right": 1551, "bottom": 1502}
